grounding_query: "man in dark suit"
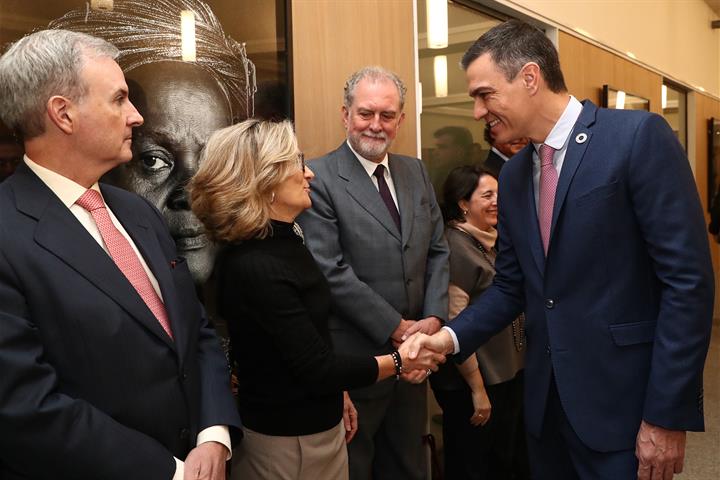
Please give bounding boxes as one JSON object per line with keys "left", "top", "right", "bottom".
{"left": 482, "top": 122, "right": 529, "bottom": 179}
{"left": 407, "top": 20, "right": 714, "bottom": 479}
{"left": 0, "top": 30, "right": 240, "bottom": 479}
{"left": 430, "top": 126, "right": 473, "bottom": 194}
{"left": 298, "top": 66, "right": 449, "bottom": 480}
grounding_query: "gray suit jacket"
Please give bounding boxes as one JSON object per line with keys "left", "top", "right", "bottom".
{"left": 298, "top": 143, "right": 449, "bottom": 358}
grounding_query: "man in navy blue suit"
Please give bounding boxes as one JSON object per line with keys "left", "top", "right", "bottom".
{"left": 407, "top": 20, "right": 714, "bottom": 479}
{"left": 0, "top": 30, "right": 240, "bottom": 479}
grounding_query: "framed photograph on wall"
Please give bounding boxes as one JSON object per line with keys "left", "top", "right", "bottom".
{"left": 601, "top": 85, "right": 650, "bottom": 111}
{"left": 0, "top": 0, "right": 292, "bottom": 342}
{"left": 708, "top": 118, "right": 720, "bottom": 211}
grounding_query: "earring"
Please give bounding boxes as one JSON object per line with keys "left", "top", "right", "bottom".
{"left": 462, "top": 209, "right": 468, "bottom": 216}
{"left": 271, "top": 192, "right": 275, "bottom": 204}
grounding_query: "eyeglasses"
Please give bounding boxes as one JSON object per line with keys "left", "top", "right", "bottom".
{"left": 298, "top": 152, "right": 306, "bottom": 171}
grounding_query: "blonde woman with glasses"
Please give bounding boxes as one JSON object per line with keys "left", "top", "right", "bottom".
{"left": 189, "top": 119, "right": 444, "bottom": 480}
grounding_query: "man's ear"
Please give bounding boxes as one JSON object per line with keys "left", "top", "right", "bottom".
{"left": 520, "top": 62, "right": 540, "bottom": 95}
{"left": 397, "top": 111, "right": 406, "bottom": 129}
{"left": 341, "top": 105, "right": 349, "bottom": 129}
{"left": 46, "top": 95, "right": 75, "bottom": 135}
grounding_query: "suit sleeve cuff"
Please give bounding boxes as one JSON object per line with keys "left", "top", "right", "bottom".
{"left": 173, "top": 457, "right": 183, "bottom": 480}
{"left": 442, "top": 326, "right": 460, "bottom": 354}
{"left": 197, "top": 425, "right": 232, "bottom": 460}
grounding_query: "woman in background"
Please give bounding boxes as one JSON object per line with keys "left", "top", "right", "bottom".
{"left": 190, "top": 119, "right": 443, "bottom": 480}
{"left": 430, "top": 165, "right": 528, "bottom": 479}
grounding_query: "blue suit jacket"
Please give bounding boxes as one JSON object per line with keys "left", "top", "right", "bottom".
{"left": 0, "top": 163, "right": 241, "bottom": 479}
{"left": 450, "top": 101, "right": 714, "bottom": 452}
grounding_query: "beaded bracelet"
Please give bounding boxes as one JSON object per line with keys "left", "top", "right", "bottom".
{"left": 390, "top": 350, "right": 403, "bottom": 380}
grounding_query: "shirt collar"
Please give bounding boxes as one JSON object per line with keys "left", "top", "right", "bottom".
{"left": 491, "top": 146, "right": 509, "bottom": 162}
{"left": 346, "top": 140, "right": 390, "bottom": 177}
{"left": 533, "top": 95, "right": 583, "bottom": 154}
{"left": 24, "top": 155, "right": 102, "bottom": 208}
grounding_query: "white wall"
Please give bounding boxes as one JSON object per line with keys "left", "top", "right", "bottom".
{"left": 485, "top": 0, "right": 720, "bottom": 97}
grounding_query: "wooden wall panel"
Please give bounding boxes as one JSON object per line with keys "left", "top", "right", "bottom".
{"left": 695, "top": 94, "right": 720, "bottom": 294}
{"left": 559, "top": 32, "right": 662, "bottom": 114}
{"left": 291, "top": 0, "right": 417, "bottom": 160}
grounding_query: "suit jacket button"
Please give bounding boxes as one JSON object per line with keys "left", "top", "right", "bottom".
{"left": 403, "top": 245, "right": 409, "bottom": 251}
{"left": 179, "top": 428, "right": 189, "bottom": 440}
{"left": 545, "top": 345, "right": 551, "bottom": 355}
{"left": 406, "top": 279, "right": 412, "bottom": 285}
{"left": 545, "top": 299, "right": 554, "bottom": 309}
{"left": 181, "top": 371, "right": 188, "bottom": 381}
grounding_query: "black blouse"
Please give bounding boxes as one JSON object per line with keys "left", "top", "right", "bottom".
{"left": 217, "top": 220, "right": 378, "bottom": 436}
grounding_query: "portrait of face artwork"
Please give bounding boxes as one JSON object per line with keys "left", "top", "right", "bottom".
{"left": 0, "top": 0, "right": 290, "bottom": 286}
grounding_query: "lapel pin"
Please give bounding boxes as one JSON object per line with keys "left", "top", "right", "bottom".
{"left": 575, "top": 133, "right": 588, "bottom": 144}
{"left": 170, "top": 260, "right": 177, "bottom": 269}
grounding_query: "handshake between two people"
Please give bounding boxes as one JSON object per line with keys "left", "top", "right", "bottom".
{"left": 390, "top": 316, "right": 456, "bottom": 384}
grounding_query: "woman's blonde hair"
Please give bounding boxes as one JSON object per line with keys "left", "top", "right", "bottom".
{"left": 189, "top": 119, "right": 298, "bottom": 242}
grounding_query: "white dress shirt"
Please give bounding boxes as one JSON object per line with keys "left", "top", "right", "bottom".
{"left": 443, "top": 95, "right": 584, "bottom": 354}
{"left": 346, "top": 140, "right": 400, "bottom": 210}
{"left": 530, "top": 96, "right": 583, "bottom": 212}
{"left": 24, "top": 156, "right": 231, "bottom": 479}
{"left": 491, "top": 146, "right": 510, "bottom": 163}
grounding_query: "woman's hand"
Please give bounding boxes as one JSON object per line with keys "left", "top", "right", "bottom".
{"left": 398, "top": 333, "right": 446, "bottom": 373}
{"left": 342, "top": 391, "right": 358, "bottom": 443}
{"left": 470, "top": 387, "right": 491, "bottom": 427}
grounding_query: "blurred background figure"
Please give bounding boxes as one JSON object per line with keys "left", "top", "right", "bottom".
{"left": 50, "top": 0, "right": 256, "bottom": 285}
{"left": 482, "top": 122, "right": 529, "bottom": 179}
{"left": 0, "top": 139, "right": 21, "bottom": 182}
{"left": 708, "top": 188, "right": 720, "bottom": 243}
{"left": 432, "top": 165, "right": 529, "bottom": 480}
{"left": 189, "top": 119, "right": 444, "bottom": 480}
{"left": 430, "top": 126, "right": 474, "bottom": 195}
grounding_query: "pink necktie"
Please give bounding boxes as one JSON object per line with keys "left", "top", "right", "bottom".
{"left": 76, "top": 189, "right": 173, "bottom": 339}
{"left": 538, "top": 144, "right": 558, "bottom": 256}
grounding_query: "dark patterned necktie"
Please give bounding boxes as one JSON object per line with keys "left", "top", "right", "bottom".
{"left": 373, "top": 164, "right": 401, "bottom": 231}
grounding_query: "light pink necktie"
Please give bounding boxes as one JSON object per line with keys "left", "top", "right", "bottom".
{"left": 76, "top": 189, "right": 173, "bottom": 339}
{"left": 538, "top": 144, "right": 558, "bottom": 256}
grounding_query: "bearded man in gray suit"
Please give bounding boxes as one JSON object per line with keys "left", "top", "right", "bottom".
{"left": 298, "top": 66, "right": 449, "bottom": 480}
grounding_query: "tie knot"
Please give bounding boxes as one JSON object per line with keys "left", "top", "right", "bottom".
{"left": 75, "top": 189, "right": 105, "bottom": 212}
{"left": 539, "top": 144, "right": 555, "bottom": 167}
{"left": 373, "top": 164, "right": 386, "bottom": 178}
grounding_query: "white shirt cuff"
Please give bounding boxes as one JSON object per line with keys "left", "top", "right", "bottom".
{"left": 197, "top": 425, "right": 232, "bottom": 460}
{"left": 173, "top": 457, "right": 184, "bottom": 480}
{"left": 171, "top": 425, "right": 232, "bottom": 480}
{"left": 442, "top": 326, "right": 460, "bottom": 354}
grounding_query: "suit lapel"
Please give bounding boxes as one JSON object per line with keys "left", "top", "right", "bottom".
{"left": 337, "top": 143, "right": 402, "bottom": 242}
{"left": 515, "top": 147, "right": 545, "bottom": 275}
{"left": 13, "top": 165, "right": 176, "bottom": 350}
{"left": 549, "top": 102, "right": 597, "bottom": 245}
{"left": 103, "top": 186, "right": 182, "bottom": 351}
{"left": 388, "top": 154, "right": 414, "bottom": 246}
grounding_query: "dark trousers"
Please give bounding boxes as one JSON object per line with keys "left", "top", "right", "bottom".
{"left": 348, "top": 379, "right": 428, "bottom": 480}
{"left": 432, "top": 373, "right": 529, "bottom": 480}
{"left": 526, "top": 377, "right": 638, "bottom": 479}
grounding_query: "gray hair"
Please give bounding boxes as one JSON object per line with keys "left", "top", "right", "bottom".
{"left": 343, "top": 66, "right": 407, "bottom": 111}
{"left": 0, "top": 29, "right": 118, "bottom": 139}
{"left": 49, "top": 0, "right": 256, "bottom": 123}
